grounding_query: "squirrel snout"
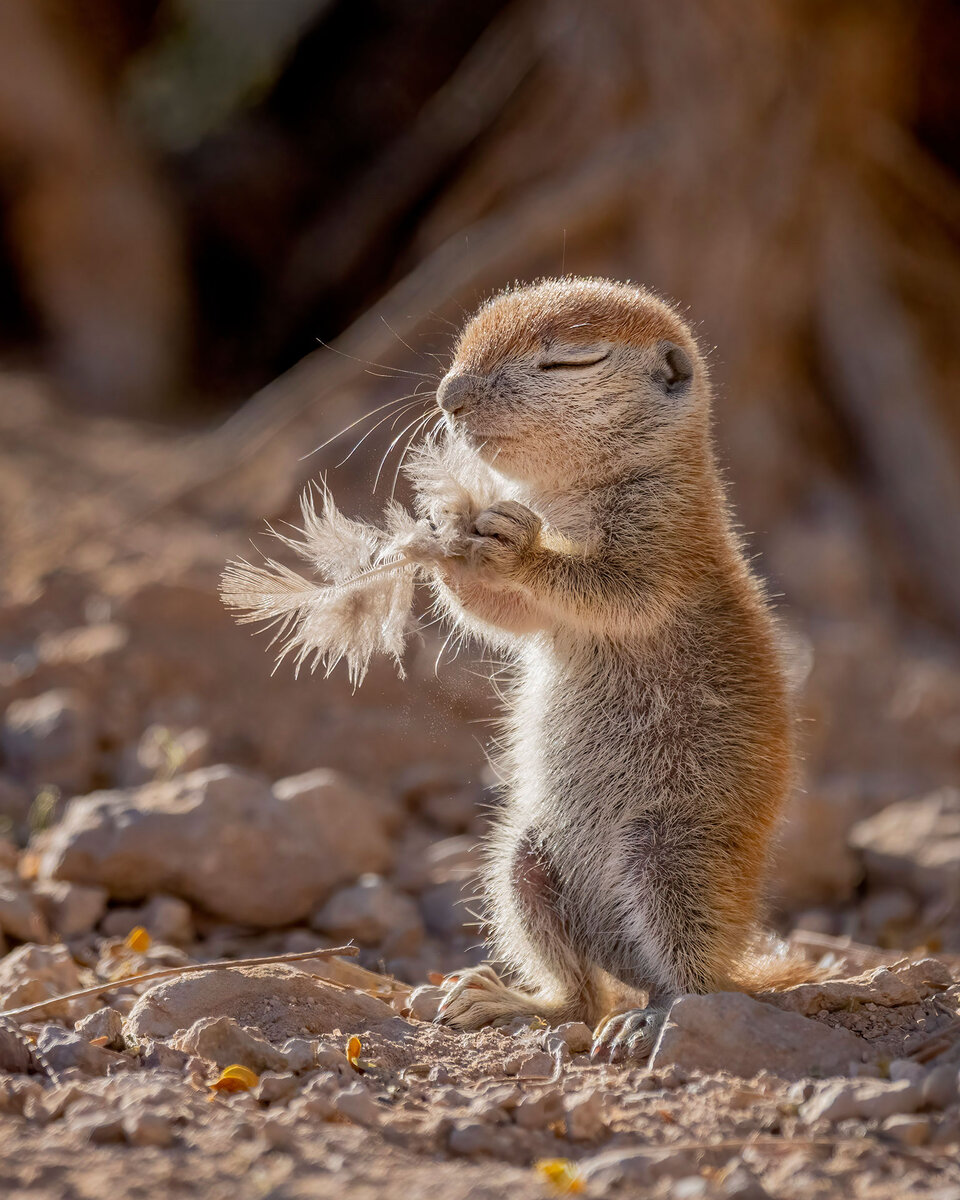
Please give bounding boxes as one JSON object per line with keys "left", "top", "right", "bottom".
{"left": 437, "top": 374, "right": 475, "bottom": 417}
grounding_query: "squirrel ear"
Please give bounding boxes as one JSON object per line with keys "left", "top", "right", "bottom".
{"left": 654, "top": 341, "right": 693, "bottom": 395}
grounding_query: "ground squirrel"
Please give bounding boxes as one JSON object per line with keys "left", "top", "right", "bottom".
{"left": 404, "top": 276, "right": 813, "bottom": 1061}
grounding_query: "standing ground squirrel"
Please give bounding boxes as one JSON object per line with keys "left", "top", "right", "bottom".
{"left": 406, "top": 276, "right": 813, "bottom": 1061}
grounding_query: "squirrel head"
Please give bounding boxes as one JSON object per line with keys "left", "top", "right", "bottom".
{"left": 436, "top": 277, "right": 709, "bottom": 491}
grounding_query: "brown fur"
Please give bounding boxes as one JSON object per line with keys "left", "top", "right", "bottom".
{"left": 406, "top": 278, "right": 816, "bottom": 1051}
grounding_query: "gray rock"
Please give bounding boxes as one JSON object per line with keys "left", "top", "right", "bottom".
{"left": 0, "top": 882, "right": 51, "bottom": 944}
{"left": 35, "top": 1025, "right": 126, "bottom": 1077}
{"left": 75, "top": 1007, "right": 124, "bottom": 1051}
{"left": 922, "top": 1064, "right": 960, "bottom": 1110}
{"left": 123, "top": 1110, "right": 175, "bottom": 1147}
{"left": 2, "top": 689, "right": 96, "bottom": 790}
{"left": 565, "top": 1090, "right": 606, "bottom": 1140}
{"left": 171, "top": 1015, "right": 287, "bottom": 1073}
{"left": 0, "top": 942, "right": 98, "bottom": 1020}
{"left": 311, "top": 876, "right": 423, "bottom": 951}
{"left": 39, "top": 765, "right": 393, "bottom": 926}
{"left": 254, "top": 1071, "right": 300, "bottom": 1104}
{"left": 125, "top": 963, "right": 396, "bottom": 1042}
{"left": 649, "top": 991, "right": 865, "bottom": 1078}
{"left": 100, "top": 894, "right": 194, "bottom": 945}
{"left": 800, "top": 1078, "right": 921, "bottom": 1123}
{"left": 881, "top": 1114, "right": 930, "bottom": 1145}
{"left": 34, "top": 879, "right": 107, "bottom": 939}
{"left": 513, "top": 1088, "right": 563, "bottom": 1129}
{"left": 408, "top": 984, "right": 443, "bottom": 1023}
{"left": 334, "top": 1082, "right": 381, "bottom": 1126}
{"left": 849, "top": 788, "right": 960, "bottom": 900}
{"left": 279, "top": 1037, "right": 317, "bottom": 1074}
{"left": 762, "top": 958, "right": 955, "bottom": 1017}
{"left": 551, "top": 1021, "right": 593, "bottom": 1054}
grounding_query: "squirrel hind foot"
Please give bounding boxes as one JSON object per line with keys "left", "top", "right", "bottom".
{"left": 590, "top": 1003, "right": 670, "bottom": 1063}
{"left": 433, "top": 965, "right": 558, "bottom": 1030}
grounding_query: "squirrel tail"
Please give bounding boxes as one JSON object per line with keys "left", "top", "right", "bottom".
{"left": 728, "top": 934, "right": 833, "bottom": 994}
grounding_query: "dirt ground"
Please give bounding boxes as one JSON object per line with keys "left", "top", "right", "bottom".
{"left": 1, "top": 373, "right": 959, "bottom": 1200}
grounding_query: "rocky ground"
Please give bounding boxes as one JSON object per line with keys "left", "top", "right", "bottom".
{"left": 1, "top": 375, "right": 959, "bottom": 1198}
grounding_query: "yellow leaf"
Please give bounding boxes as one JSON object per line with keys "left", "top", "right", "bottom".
{"left": 210, "top": 1064, "right": 259, "bottom": 1093}
{"left": 535, "top": 1159, "right": 584, "bottom": 1195}
{"left": 125, "top": 926, "right": 151, "bottom": 953}
{"left": 346, "top": 1035, "right": 362, "bottom": 1069}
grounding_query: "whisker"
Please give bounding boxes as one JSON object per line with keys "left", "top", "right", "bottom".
{"left": 315, "top": 336, "right": 436, "bottom": 380}
{"left": 389, "top": 409, "right": 440, "bottom": 501}
{"left": 335, "top": 398, "right": 431, "bottom": 470}
{"left": 374, "top": 408, "right": 435, "bottom": 493}
{"left": 302, "top": 390, "right": 424, "bottom": 460}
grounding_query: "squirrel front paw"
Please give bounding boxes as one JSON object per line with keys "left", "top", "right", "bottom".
{"left": 465, "top": 500, "right": 542, "bottom": 578}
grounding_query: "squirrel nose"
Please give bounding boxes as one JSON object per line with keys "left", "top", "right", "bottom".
{"left": 437, "top": 374, "right": 475, "bottom": 417}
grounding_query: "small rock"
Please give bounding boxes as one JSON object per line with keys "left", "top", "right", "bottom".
{"left": 881, "top": 1114, "right": 930, "bottom": 1145}
{"left": 119, "top": 725, "right": 211, "bottom": 788}
{"left": 849, "top": 789, "right": 960, "bottom": 900}
{"left": 255, "top": 1072, "right": 300, "bottom": 1104}
{"left": 171, "top": 1016, "right": 288, "bottom": 1074}
{"left": 0, "top": 882, "right": 51, "bottom": 944}
{"left": 761, "top": 958, "right": 955, "bottom": 1017}
{"left": 719, "top": 1164, "right": 771, "bottom": 1199}
{"left": 0, "top": 1025, "right": 36, "bottom": 1074}
{"left": 334, "top": 1082, "right": 381, "bottom": 1126}
{"left": 448, "top": 1121, "right": 509, "bottom": 1156}
{"left": 75, "top": 1007, "right": 124, "bottom": 1051}
{"left": 565, "top": 1090, "right": 606, "bottom": 1140}
{"left": 34, "top": 880, "right": 107, "bottom": 939}
{"left": 123, "top": 1110, "right": 175, "bottom": 1147}
{"left": 1, "top": 689, "right": 95, "bottom": 790}
{"left": 514, "top": 1088, "right": 563, "bottom": 1129}
{"left": 408, "top": 984, "right": 443, "bottom": 1023}
{"left": 280, "top": 1038, "right": 316, "bottom": 1074}
{"left": 0, "top": 942, "right": 97, "bottom": 1020}
{"left": 888, "top": 1059, "right": 925, "bottom": 1086}
{"left": 801, "top": 1078, "right": 921, "bottom": 1123}
{"left": 39, "top": 765, "right": 394, "bottom": 926}
{"left": 101, "top": 894, "right": 195, "bottom": 945}
{"left": 315, "top": 1045, "right": 352, "bottom": 1075}
{"left": 922, "top": 1064, "right": 960, "bottom": 1110}
{"left": 649, "top": 992, "right": 865, "bottom": 1078}
{"left": 126, "top": 964, "right": 396, "bottom": 1042}
{"left": 139, "top": 1040, "right": 191, "bottom": 1072}
{"left": 419, "top": 882, "right": 468, "bottom": 937}
{"left": 517, "top": 1051, "right": 555, "bottom": 1078}
{"left": 582, "top": 1146, "right": 700, "bottom": 1189}
{"left": 35, "top": 1026, "right": 126, "bottom": 1077}
{"left": 311, "top": 876, "right": 423, "bottom": 951}
{"left": 71, "top": 1112, "right": 126, "bottom": 1144}
{"left": 550, "top": 1022, "right": 593, "bottom": 1054}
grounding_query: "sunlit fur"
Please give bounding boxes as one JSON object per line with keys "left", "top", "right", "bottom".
{"left": 409, "top": 277, "right": 810, "bottom": 1033}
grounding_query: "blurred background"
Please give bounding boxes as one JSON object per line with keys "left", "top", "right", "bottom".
{"left": 0, "top": 0, "right": 957, "bottom": 977}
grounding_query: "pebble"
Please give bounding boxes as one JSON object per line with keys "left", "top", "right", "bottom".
{"left": 516, "top": 1051, "right": 554, "bottom": 1078}
{"left": 75, "top": 1007, "right": 125, "bottom": 1051}
{"left": 255, "top": 1072, "right": 300, "bottom": 1104}
{"left": 35, "top": 1026, "right": 127, "bottom": 1077}
{"left": 565, "top": 1090, "right": 606, "bottom": 1140}
{"left": 408, "top": 984, "right": 443, "bottom": 1023}
{"left": 513, "top": 1088, "right": 563, "bottom": 1129}
{"left": 123, "top": 1111, "right": 175, "bottom": 1147}
{"left": 800, "top": 1078, "right": 921, "bottom": 1123}
{"left": 881, "top": 1114, "right": 930, "bottom": 1146}
{"left": 280, "top": 1038, "right": 317, "bottom": 1074}
{"left": 719, "top": 1165, "right": 772, "bottom": 1199}
{"left": 333, "top": 1082, "right": 381, "bottom": 1126}
{"left": 171, "top": 1016, "right": 287, "bottom": 1074}
{"left": 922, "top": 1064, "right": 960, "bottom": 1110}
{"left": 550, "top": 1021, "right": 593, "bottom": 1054}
